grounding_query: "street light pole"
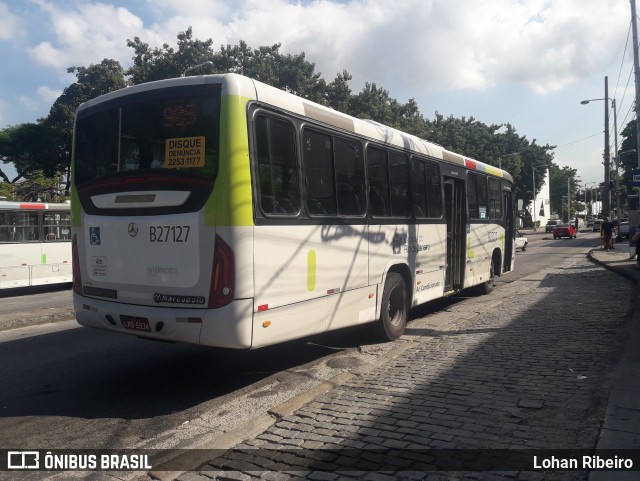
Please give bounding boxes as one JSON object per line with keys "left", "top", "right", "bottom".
{"left": 604, "top": 77, "right": 611, "bottom": 217}
{"left": 580, "top": 76, "right": 614, "bottom": 217}
{"left": 631, "top": 0, "right": 640, "bottom": 168}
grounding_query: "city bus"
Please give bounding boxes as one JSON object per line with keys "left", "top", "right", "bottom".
{"left": 71, "top": 73, "right": 515, "bottom": 349}
{"left": 0, "top": 200, "right": 72, "bottom": 289}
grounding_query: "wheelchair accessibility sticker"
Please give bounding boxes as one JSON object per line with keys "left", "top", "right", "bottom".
{"left": 90, "top": 227, "right": 101, "bottom": 245}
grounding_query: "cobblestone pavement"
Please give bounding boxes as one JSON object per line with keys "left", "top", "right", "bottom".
{"left": 173, "top": 253, "right": 635, "bottom": 481}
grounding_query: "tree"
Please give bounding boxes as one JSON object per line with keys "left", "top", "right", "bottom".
{"left": 0, "top": 59, "right": 126, "bottom": 196}
{"left": 11, "top": 170, "right": 66, "bottom": 202}
{"left": 0, "top": 181, "right": 14, "bottom": 199}
{"left": 0, "top": 122, "right": 55, "bottom": 183}
{"left": 126, "top": 27, "right": 215, "bottom": 83}
{"left": 549, "top": 165, "right": 581, "bottom": 222}
{"left": 619, "top": 120, "right": 639, "bottom": 194}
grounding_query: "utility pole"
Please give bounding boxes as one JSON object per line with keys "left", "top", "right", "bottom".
{"left": 632, "top": 0, "right": 640, "bottom": 168}
{"left": 604, "top": 76, "right": 611, "bottom": 216}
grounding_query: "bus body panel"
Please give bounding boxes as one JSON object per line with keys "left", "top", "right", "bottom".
{"left": 0, "top": 243, "right": 72, "bottom": 288}
{"left": 253, "top": 224, "right": 368, "bottom": 309}
{"left": 368, "top": 223, "right": 447, "bottom": 303}
{"left": 252, "top": 295, "right": 328, "bottom": 349}
{"left": 411, "top": 223, "right": 447, "bottom": 304}
{"left": 0, "top": 267, "right": 31, "bottom": 288}
{"left": 252, "top": 222, "right": 372, "bottom": 345}
{"left": 465, "top": 223, "right": 503, "bottom": 288}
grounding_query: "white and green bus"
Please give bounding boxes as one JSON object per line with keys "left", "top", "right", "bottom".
{"left": 71, "top": 73, "right": 515, "bottom": 349}
{"left": 0, "top": 200, "right": 72, "bottom": 289}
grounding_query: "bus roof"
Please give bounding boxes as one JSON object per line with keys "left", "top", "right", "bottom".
{"left": 76, "top": 73, "right": 513, "bottom": 183}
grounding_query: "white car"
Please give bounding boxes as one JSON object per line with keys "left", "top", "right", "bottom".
{"left": 619, "top": 221, "right": 629, "bottom": 239}
{"left": 515, "top": 230, "right": 528, "bottom": 251}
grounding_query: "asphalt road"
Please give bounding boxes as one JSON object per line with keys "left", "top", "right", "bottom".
{"left": 0, "top": 230, "right": 603, "bottom": 481}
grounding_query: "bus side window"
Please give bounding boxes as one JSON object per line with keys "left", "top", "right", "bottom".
{"left": 303, "top": 129, "right": 337, "bottom": 216}
{"left": 488, "top": 177, "right": 502, "bottom": 219}
{"left": 468, "top": 172, "right": 489, "bottom": 220}
{"left": 425, "top": 159, "right": 442, "bottom": 217}
{"left": 334, "top": 137, "right": 365, "bottom": 216}
{"left": 411, "top": 158, "right": 428, "bottom": 218}
{"left": 389, "top": 152, "right": 410, "bottom": 218}
{"left": 255, "top": 115, "right": 300, "bottom": 216}
{"left": 367, "top": 146, "right": 390, "bottom": 217}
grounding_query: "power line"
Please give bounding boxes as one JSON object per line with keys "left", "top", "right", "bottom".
{"left": 554, "top": 131, "right": 603, "bottom": 150}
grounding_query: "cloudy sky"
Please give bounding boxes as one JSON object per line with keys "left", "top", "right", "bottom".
{"left": 0, "top": 0, "right": 635, "bottom": 186}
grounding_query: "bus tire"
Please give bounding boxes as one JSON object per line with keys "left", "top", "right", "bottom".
{"left": 476, "top": 261, "right": 495, "bottom": 295}
{"left": 376, "top": 272, "right": 407, "bottom": 341}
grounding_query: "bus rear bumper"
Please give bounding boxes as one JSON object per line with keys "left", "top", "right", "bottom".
{"left": 73, "top": 293, "right": 253, "bottom": 348}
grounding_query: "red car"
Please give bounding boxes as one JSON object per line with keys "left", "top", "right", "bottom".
{"left": 552, "top": 223, "right": 577, "bottom": 239}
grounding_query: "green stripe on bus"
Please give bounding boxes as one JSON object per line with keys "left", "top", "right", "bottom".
{"left": 42, "top": 253, "right": 47, "bottom": 265}
{"left": 205, "top": 94, "right": 254, "bottom": 227}
{"left": 307, "top": 250, "right": 317, "bottom": 291}
{"left": 70, "top": 130, "right": 82, "bottom": 227}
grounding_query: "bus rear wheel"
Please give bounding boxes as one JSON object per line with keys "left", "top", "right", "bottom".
{"left": 376, "top": 272, "right": 407, "bottom": 341}
{"left": 476, "top": 262, "right": 495, "bottom": 295}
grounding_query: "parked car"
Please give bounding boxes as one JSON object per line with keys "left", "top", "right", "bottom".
{"left": 586, "top": 216, "right": 595, "bottom": 227}
{"left": 553, "top": 223, "right": 577, "bottom": 239}
{"left": 592, "top": 220, "right": 602, "bottom": 232}
{"left": 545, "top": 220, "right": 561, "bottom": 233}
{"left": 515, "top": 230, "right": 528, "bottom": 251}
{"left": 619, "top": 221, "right": 630, "bottom": 240}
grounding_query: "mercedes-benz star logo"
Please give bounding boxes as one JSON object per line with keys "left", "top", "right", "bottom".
{"left": 128, "top": 223, "right": 138, "bottom": 237}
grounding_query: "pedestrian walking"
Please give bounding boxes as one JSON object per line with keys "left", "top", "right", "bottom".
{"left": 601, "top": 217, "right": 616, "bottom": 252}
{"left": 633, "top": 223, "right": 640, "bottom": 268}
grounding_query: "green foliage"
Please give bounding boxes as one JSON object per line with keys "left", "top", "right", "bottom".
{"left": 619, "top": 120, "right": 639, "bottom": 193}
{"left": 0, "top": 59, "right": 126, "bottom": 196}
{"left": 0, "top": 181, "right": 14, "bottom": 200}
{"left": 0, "top": 122, "right": 57, "bottom": 182}
{"left": 126, "top": 27, "right": 215, "bottom": 83}
{"left": 549, "top": 164, "right": 581, "bottom": 221}
{"left": 11, "top": 170, "right": 66, "bottom": 202}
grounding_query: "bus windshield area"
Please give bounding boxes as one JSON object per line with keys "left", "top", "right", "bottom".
{"left": 73, "top": 85, "right": 221, "bottom": 187}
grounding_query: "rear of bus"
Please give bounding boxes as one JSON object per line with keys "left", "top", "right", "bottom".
{"left": 71, "top": 74, "right": 256, "bottom": 348}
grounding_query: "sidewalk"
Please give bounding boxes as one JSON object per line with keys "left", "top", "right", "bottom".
{"left": 165, "top": 246, "right": 640, "bottom": 481}
{"left": 588, "top": 245, "right": 640, "bottom": 481}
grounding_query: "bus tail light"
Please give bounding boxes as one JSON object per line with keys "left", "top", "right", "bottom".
{"left": 208, "top": 234, "right": 234, "bottom": 308}
{"left": 72, "top": 234, "right": 82, "bottom": 295}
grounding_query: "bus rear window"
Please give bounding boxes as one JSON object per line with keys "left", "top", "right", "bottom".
{"left": 74, "top": 85, "right": 221, "bottom": 186}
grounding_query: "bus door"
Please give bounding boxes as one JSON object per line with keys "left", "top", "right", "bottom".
{"left": 444, "top": 177, "right": 466, "bottom": 292}
{"left": 503, "top": 189, "right": 514, "bottom": 273}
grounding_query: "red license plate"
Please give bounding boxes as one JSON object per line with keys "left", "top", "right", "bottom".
{"left": 120, "top": 315, "right": 151, "bottom": 332}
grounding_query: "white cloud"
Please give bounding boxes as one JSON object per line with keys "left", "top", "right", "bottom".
{"left": 37, "top": 85, "right": 62, "bottom": 103}
{"left": 0, "top": 99, "right": 6, "bottom": 127}
{"left": 28, "top": 1, "right": 145, "bottom": 69}
{"left": 162, "top": 0, "right": 630, "bottom": 96}
{"left": 20, "top": 0, "right": 630, "bottom": 99}
{"left": 19, "top": 95, "right": 39, "bottom": 112}
{"left": 0, "top": 2, "right": 24, "bottom": 42}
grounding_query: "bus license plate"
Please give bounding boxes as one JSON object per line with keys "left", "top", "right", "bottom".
{"left": 120, "top": 315, "right": 151, "bottom": 332}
